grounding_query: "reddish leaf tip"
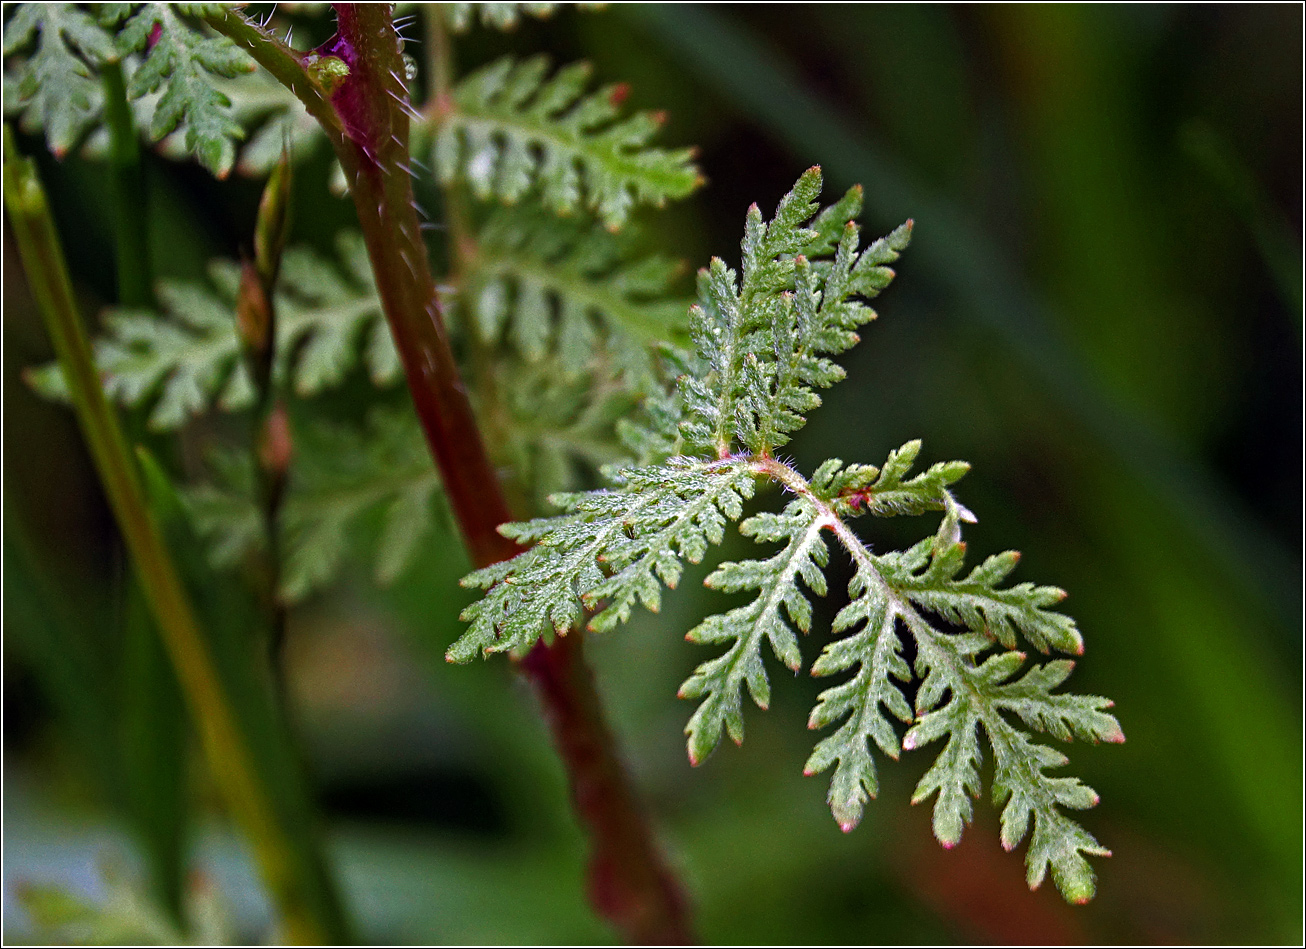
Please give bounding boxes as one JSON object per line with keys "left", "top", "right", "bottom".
{"left": 608, "top": 82, "right": 630, "bottom": 107}
{"left": 941, "top": 839, "right": 957, "bottom": 851}
{"left": 838, "top": 820, "right": 857, "bottom": 833}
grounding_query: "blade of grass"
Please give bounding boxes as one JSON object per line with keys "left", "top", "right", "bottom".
{"left": 2, "top": 125, "right": 346, "bottom": 945}
{"left": 3, "top": 499, "right": 123, "bottom": 804}
{"left": 1181, "top": 119, "right": 1303, "bottom": 325}
{"left": 100, "top": 56, "right": 190, "bottom": 925}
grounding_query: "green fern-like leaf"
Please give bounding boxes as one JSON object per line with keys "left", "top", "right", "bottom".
{"left": 27, "top": 233, "right": 396, "bottom": 428}
{"left": 2, "top": 2, "right": 116, "bottom": 157}
{"left": 4, "top": 2, "right": 255, "bottom": 176}
{"left": 454, "top": 205, "right": 689, "bottom": 374}
{"left": 456, "top": 167, "right": 1121, "bottom": 903}
{"left": 145, "top": 67, "right": 335, "bottom": 185}
{"left": 280, "top": 407, "right": 444, "bottom": 599}
{"left": 485, "top": 357, "right": 639, "bottom": 508}
{"left": 183, "top": 406, "right": 446, "bottom": 601}
{"left": 450, "top": 459, "right": 755, "bottom": 661}
{"left": 802, "top": 559, "right": 912, "bottom": 832}
{"left": 275, "top": 232, "right": 399, "bottom": 393}
{"left": 26, "top": 259, "right": 258, "bottom": 428}
{"left": 107, "top": 3, "right": 254, "bottom": 176}
{"left": 680, "top": 499, "right": 831, "bottom": 764}
{"left": 877, "top": 538, "right": 1081, "bottom": 654}
{"left": 900, "top": 607, "right": 1120, "bottom": 903}
{"left": 678, "top": 167, "right": 910, "bottom": 456}
{"left": 432, "top": 55, "right": 701, "bottom": 228}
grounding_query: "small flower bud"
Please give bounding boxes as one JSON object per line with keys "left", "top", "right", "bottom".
{"left": 255, "top": 150, "right": 293, "bottom": 287}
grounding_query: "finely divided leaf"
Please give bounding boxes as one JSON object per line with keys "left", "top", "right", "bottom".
{"left": 111, "top": 3, "right": 255, "bottom": 177}
{"left": 182, "top": 407, "right": 445, "bottom": 601}
{"left": 880, "top": 539, "right": 1083, "bottom": 654}
{"left": 449, "top": 459, "right": 755, "bottom": 661}
{"left": 27, "top": 234, "right": 395, "bottom": 427}
{"left": 804, "top": 562, "right": 912, "bottom": 831}
{"left": 432, "top": 55, "right": 701, "bottom": 228}
{"left": 455, "top": 206, "right": 689, "bottom": 374}
{"left": 902, "top": 629, "right": 1119, "bottom": 903}
{"left": 450, "top": 168, "right": 1118, "bottom": 904}
{"left": 2, "top": 3, "right": 116, "bottom": 157}
{"left": 680, "top": 499, "right": 831, "bottom": 764}
{"left": 678, "top": 167, "right": 912, "bottom": 455}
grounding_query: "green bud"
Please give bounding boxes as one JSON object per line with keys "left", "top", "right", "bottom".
{"left": 255, "top": 149, "right": 292, "bottom": 287}
{"left": 304, "top": 53, "right": 350, "bottom": 94}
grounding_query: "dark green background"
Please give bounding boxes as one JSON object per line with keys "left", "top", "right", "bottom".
{"left": 4, "top": 4, "right": 1301, "bottom": 944}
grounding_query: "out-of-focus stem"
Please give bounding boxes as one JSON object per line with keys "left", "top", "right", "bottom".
{"left": 239, "top": 154, "right": 294, "bottom": 666}
{"left": 100, "top": 59, "right": 151, "bottom": 308}
{"left": 2, "top": 127, "right": 339, "bottom": 946}
{"left": 205, "top": 6, "right": 696, "bottom": 940}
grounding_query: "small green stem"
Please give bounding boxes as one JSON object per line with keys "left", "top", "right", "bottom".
{"left": 100, "top": 59, "right": 152, "bottom": 308}
{"left": 2, "top": 127, "right": 338, "bottom": 946}
{"left": 101, "top": 57, "right": 190, "bottom": 926}
{"left": 202, "top": 7, "right": 696, "bottom": 939}
{"left": 203, "top": 8, "right": 346, "bottom": 153}
{"left": 242, "top": 155, "right": 294, "bottom": 671}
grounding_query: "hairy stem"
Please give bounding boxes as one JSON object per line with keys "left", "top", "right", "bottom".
{"left": 210, "top": 5, "right": 695, "bottom": 939}
{"left": 2, "top": 126, "right": 343, "bottom": 946}
{"left": 522, "top": 632, "right": 693, "bottom": 944}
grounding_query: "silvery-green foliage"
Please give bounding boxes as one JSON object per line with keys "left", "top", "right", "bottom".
{"left": 2, "top": 3, "right": 116, "bottom": 157}
{"left": 3, "top": 3, "right": 254, "bottom": 176}
{"left": 27, "top": 234, "right": 397, "bottom": 428}
{"left": 454, "top": 168, "right": 1122, "bottom": 903}
{"left": 432, "top": 55, "right": 701, "bottom": 228}
{"left": 486, "top": 358, "right": 639, "bottom": 508}
{"left": 183, "top": 406, "right": 446, "bottom": 601}
{"left": 450, "top": 205, "right": 689, "bottom": 376}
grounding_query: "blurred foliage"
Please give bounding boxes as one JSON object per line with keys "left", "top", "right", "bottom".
{"left": 4, "top": 3, "right": 1301, "bottom": 944}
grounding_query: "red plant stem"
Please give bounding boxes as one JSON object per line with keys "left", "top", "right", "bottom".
{"left": 521, "top": 632, "right": 693, "bottom": 943}
{"left": 322, "top": 6, "right": 694, "bottom": 942}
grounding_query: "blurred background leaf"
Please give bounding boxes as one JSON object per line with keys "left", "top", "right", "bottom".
{"left": 4, "top": 3, "right": 1300, "bottom": 944}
